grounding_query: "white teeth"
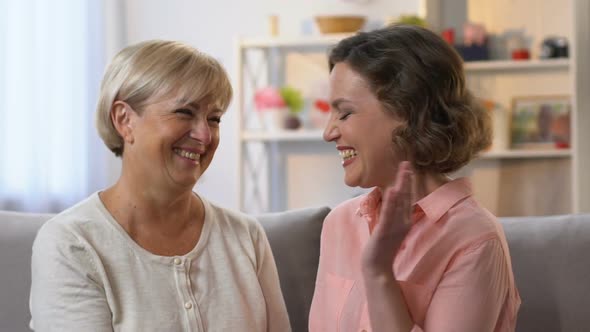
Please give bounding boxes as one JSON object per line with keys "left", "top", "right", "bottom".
{"left": 338, "top": 149, "right": 357, "bottom": 160}
{"left": 174, "top": 148, "right": 200, "bottom": 162}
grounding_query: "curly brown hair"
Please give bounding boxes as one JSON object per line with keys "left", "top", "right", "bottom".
{"left": 328, "top": 24, "right": 492, "bottom": 174}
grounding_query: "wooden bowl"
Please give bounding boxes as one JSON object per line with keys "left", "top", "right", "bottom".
{"left": 315, "top": 15, "right": 366, "bottom": 34}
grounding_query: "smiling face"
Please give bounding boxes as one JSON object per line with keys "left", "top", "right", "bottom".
{"left": 120, "top": 94, "right": 224, "bottom": 192}
{"left": 323, "top": 62, "right": 405, "bottom": 189}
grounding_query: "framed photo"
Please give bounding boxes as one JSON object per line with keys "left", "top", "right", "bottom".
{"left": 509, "top": 95, "right": 571, "bottom": 149}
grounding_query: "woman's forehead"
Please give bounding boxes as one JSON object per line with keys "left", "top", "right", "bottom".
{"left": 330, "top": 64, "right": 373, "bottom": 100}
{"left": 173, "top": 95, "right": 226, "bottom": 112}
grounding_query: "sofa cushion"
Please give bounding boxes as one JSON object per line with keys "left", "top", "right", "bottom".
{"left": 0, "top": 210, "right": 53, "bottom": 332}
{"left": 258, "top": 206, "right": 330, "bottom": 332}
{"left": 500, "top": 214, "right": 590, "bottom": 332}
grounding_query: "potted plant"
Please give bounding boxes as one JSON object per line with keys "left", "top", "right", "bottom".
{"left": 254, "top": 87, "right": 288, "bottom": 131}
{"left": 279, "top": 86, "right": 304, "bottom": 130}
{"left": 394, "top": 14, "right": 427, "bottom": 27}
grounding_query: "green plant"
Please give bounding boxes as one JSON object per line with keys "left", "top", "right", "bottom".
{"left": 279, "top": 86, "right": 304, "bottom": 114}
{"left": 395, "top": 15, "right": 427, "bottom": 28}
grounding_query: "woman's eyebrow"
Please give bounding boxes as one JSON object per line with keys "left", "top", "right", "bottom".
{"left": 331, "top": 98, "right": 352, "bottom": 110}
{"left": 174, "top": 99, "right": 201, "bottom": 110}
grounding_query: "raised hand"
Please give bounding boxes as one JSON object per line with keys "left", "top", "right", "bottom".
{"left": 361, "top": 161, "right": 414, "bottom": 278}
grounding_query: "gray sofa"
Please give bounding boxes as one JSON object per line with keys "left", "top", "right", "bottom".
{"left": 1, "top": 208, "right": 590, "bottom": 332}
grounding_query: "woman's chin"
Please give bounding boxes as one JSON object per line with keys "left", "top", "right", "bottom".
{"left": 171, "top": 174, "right": 200, "bottom": 190}
{"left": 344, "top": 175, "right": 379, "bottom": 189}
{"left": 343, "top": 175, "right": 360, "bottom": 188}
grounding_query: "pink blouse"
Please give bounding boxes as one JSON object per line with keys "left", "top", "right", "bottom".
{"left": 309, "top": 178, "right": 520, "bottom": 332}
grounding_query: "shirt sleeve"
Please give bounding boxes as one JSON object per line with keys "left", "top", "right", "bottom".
{"left": 416, "top": 238, "right": 511, "bottom": 332}
{"left": 29, "top": 222, "right": 113, "bottom": 332}
{"left": 253, "top": 222, "right": 292, "bottom": 332}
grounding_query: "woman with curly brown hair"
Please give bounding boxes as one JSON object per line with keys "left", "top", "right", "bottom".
{"left": 309, "top": 25, "right": 520, "bottom": 332}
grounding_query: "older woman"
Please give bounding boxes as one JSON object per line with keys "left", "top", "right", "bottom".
{"left": 30, "top": 40, "right": 290, "bottom": 331}
{"left": 309, "top": 25, "right": 520, "bottom": 331}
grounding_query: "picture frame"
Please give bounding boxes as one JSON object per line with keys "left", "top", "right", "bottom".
{"left": 509, "top": 95, "right": 571, "bottom": 150}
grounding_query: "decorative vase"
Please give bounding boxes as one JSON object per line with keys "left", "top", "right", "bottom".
{"left": 284, "top": 114, "right": 302, "bottom": 130}
{"left": 258, "top": 107, "right": 289, "bottom": 132}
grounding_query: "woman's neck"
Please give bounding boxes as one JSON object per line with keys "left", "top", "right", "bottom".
{"left": 379, "top": 171, "right": 450, "bottom": 203}
{"left": 413, "top": 171, "right": 451, "bottom": 202}
{"left": 100, "top": 175, "right": 202, "bottom": 232}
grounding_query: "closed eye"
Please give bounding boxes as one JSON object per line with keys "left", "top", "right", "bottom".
{"left": 339, "top": 111, "right": 352, "bottom": 120}
{"left": 209, "top": 116, "right": 222, "bottom": 124}
{"left": 174, "top": 108, "right": 193, "bottom": 116}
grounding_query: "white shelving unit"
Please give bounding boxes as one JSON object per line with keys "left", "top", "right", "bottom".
{"left": 242, "top": 128, "right": 573, "bottom": 161}
{"left": 241, "top": 129, "right": 324, "bottom": 142}
{"left": 236, "top": 35, "right": 366, "bottom": 213}
{"left": 465, "top": 58, "right": 569, "bottom": 72}
{"left": 239, "top": 34, "right": 352, "bottom": 48}
{"left": 236, "top": 0, "right": 589, "bottom": 215}
{"left": 480, "top": 149, "right": 571, "bottom": 160}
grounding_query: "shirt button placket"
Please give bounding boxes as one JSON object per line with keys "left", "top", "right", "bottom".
{"left": 172, "top": 257, "right": 201, "bottom": 330}
{"left": 172, "top": 259, "right": 192, "bottom": 311}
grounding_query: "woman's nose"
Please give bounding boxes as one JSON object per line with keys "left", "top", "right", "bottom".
{"left": 322, "top": 114, "right": 339, "bottom": 142}
{"left": 190, "top": 120, "right": 212, "bottom": 145}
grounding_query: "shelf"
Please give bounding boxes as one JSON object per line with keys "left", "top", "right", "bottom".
{"left": 242, "top": 130, "right": 571, "bottom": 159}
{"left": 465, "top": 58, "right": 569, "bottom": 72}
{"left": 239, "top": 35, "right": 570, "bottom": 73}
{"left": 480, "top": 149, "right": 571, "bottom": 159}
{"left": 237, "top": 1, "right": 588, "bottom": 216}
{"left": 242, "top": 129, "right": 324, "bottom": 141}
{"left": 239, "top": 34, "right": 353, "bottom": 48}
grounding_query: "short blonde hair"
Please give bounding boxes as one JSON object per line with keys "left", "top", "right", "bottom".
{"left": 95, "top": 40, "right": 233, "bottom": 156}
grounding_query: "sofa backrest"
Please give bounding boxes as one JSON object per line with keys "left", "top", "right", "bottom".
{"left": 0, "top": 210, "right": 53, "bottom": 332}
{"left": 500, "top": 214, "right": 590, "bottom": 332}
{"left": 259, "top": 209, "right": 590, "bottom": 332}
{"left": 0, "top": 206, "right": 328, "bottom": 332}
{"left": 257, "top": 206, "right": 329, "bottom": 332}
{"left": 3, "top": 207, "right": 590, "bottom": 332}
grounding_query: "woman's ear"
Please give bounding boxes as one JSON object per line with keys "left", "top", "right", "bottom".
{"left": 111, "top": 101, "right": 135, "bottom": 144}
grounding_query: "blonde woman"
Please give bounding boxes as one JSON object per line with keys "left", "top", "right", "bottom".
{"left": 30, "top": 40, "right": 290, "bottom": 331}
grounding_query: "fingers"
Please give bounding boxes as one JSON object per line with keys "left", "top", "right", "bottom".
{"left": 380, "top": 186, "right": 398, "bottom": 222}
{"left": 403, "top": 180, "right": 413, "bottom": 225}
{"left": 395, "top": 165, "right": 413, "bottom": 224}
{"left": 378, "top": 161, "right": 414, "bottom": 230}
{"left": 368, "top": 162, "right": 415, "bottom": 262}
{"left": 393, "top": 161, "right": 412, "bottom": 191}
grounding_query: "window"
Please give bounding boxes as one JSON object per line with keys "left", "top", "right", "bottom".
{"left": 0, "top": 0, "right": 113, "bottom": 212}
